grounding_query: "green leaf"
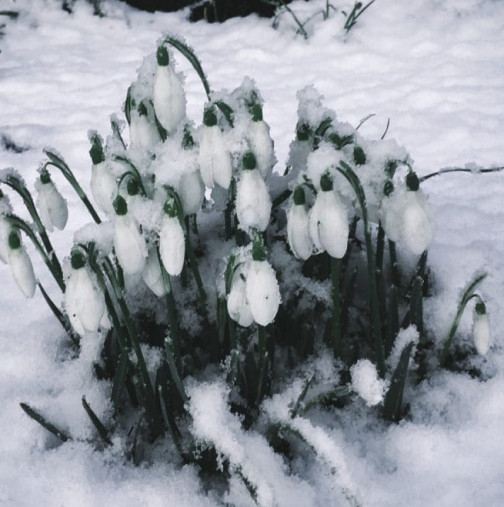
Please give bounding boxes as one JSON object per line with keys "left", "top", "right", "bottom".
{"left": 111, "top": 349, "right": 131, "bottom": 409}
{"left": 82, "top": 396, "right": 112, "bottom": 446}
{"left": 20, "top": 402, "right": 70, "bottom": 442}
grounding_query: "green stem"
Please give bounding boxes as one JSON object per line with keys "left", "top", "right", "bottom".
{"left": 420, "top": 165, "right": 504, "bottom": 183}
{"left": 330, "top": 257, "right": 342, "bottom": 358}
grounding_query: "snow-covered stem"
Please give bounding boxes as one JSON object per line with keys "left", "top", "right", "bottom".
{"left": 439, "top": 272, "right": 488, "bottom": 366}
{"left": 43, "top": 149, "right": 101, "bottom": 224}
{"left": 331, "top": 256, "right": 342, "bottom": 358}
{"left": 225, "top": 177, "right": 236, "bottom": 240}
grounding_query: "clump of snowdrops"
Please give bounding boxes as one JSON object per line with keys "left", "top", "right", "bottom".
{"left": 0, "top": 35, "right": 495, "bottom": 504}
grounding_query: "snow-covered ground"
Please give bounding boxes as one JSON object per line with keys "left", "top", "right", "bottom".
{"left": 1, "top": 0, "right": 504, "bottom": 505}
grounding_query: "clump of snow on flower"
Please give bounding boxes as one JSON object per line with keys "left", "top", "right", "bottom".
{"left": 350, "top": 359, "right": 389, "bottom": 407}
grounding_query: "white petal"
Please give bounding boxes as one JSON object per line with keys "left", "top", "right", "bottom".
{"left": 8, "top": 247, "right": 36, "bottom": 298}
{"left": 130, "top": 111, "right": 161, "bottom": 150}
{"left": 308, "top": 196, "right": 324, "bottom": 253}
{"left": 159, "top": 216, "right": 185, "bottom": 276}
{"left": 227, "top": 271, "right": 254, "bottom": 327}
{"left": 199, "top": 126, "right": 232, "bottom": 190}
{"left": 153, "top": 64, "right": 186, "bottom": 134}
{"left": 287, "top": 204, "right": 313, "bottom": 260}
{"left": 245, "top": 260, "right": 281, "bottom": 326}
{"left": 318, "top": 190, "right": 348, "bottom": 259}
{"left": 37, "top": 181, "right": 68, "bottom": 231}
{"left": 236, "top": 170, "right": 271, "bottom": 232}
{"left": 91, "top": 162, "right": 117, "bottom": 216}
{"left": 178, "top": 170, "right": 205, "bottom": 215}
{"left": 402, "top": 191, "right": 432, "bottom": 255}
{"left": 65, "top": 273, "right": 86, "bottom": 336}
{"left": 113, "top": 215, "right": 147, "bottom": 275}
{"left": 142, "top": 248, "right": 167, "bottom": 297}
{"left": 249, "top": 120, "right": 275, "bottom": 179}
{"left": 473, "top": 312, "right": 491, "bottom": 355}
{"left": 0, "top": 217, "right": 11, "bottom": 264}
{"left": 380, "top": 191, "right": 404, "bottom": 243}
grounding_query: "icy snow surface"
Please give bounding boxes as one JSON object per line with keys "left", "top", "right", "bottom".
{"left": 1, "top": 0, "right": 504, "bottom": 505}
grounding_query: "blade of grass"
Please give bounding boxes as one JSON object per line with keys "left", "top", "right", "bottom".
{"left": 82, "top": 396, "right": 112, "bottom": 446}
{"left": 20, "top": 402, "right": 70, "bottom": 442}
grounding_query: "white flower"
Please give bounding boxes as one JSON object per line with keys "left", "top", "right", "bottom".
{"left": 287, "top": 187, "right": 313, "bottom": 260}
{"left": 473, "top": 302, "right": 491, "bottom": 355}
{"left": 402, "top": 190, "right": 432, "bottom": 255}
{"left": 309, "top": 176, "right": 348, "bottom": 259}
{"left": 159, "top": 214, "right": 185, "bottom": 277}
{"left": 113, "top": 212, "right": 147, "bottom": 276}
{"left": 246, "top": 258, "right": 281, "bottom": 326}
{"left": 129, "top": 101, "right": 161, "bottom": 151}
{"left": 8, "top": 236, "right": 36, "bottom": 298}
{"left": 178, "top": 169, "right": 205, "bottom": 216}
{"left": 198, "top": 111, "right": 232, "bottom": 190}
{"left": 142, "top": 247, "right": 167, "bottom": 297}
{"left": 0, "top": 215, "right": 11, "bottom": 264}
{"left": 248, "top": 119, "right": 275, "bottom": 179}
{"left": 91, "top": 161, "right": 117, "bottom": 216}
{"left": 380, "top": 187, "right": 404, "bottom": 244}
{"left": 227, "top": 265, "right": 254, "bottom": 327}
{"left": 350, "top": 359, "right": 388, "bottom": 407}
{"left": 65, "top": 255, "right": 106, "bottom": 335}
{"left": 236, "top": 154, "right": 271, "bottom": 232}
{"left": 153, "top": 46, "right": 186, "bottom": 135}
{"left": 35, "top": 174, "right": 68, "bottom": 232}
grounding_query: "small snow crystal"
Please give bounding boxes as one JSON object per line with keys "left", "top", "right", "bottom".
{"left": 351, "top": 359, "right": 388, "bottom": 407}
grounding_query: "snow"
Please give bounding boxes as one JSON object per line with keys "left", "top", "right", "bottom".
{"left": 1, "top": 0, "right": 504, "bottom": 505}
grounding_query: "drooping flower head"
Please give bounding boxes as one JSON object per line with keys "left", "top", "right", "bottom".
{"left": 473, "top": 300, "right": 491, "bottom": 356}
{"left": 89, "top": 133, "right": 117, "bottom": 217}
{"left": 287, "top": 186, "right": 313, "bottom": 261}
{"left": 35, "top": 168, "right": 68, "bottom": 232}
{"left": 7, "top": 230, "right": 36, "bottom": 298}
{"left": 159, "top": 197, "right": 185, "bottom": 277}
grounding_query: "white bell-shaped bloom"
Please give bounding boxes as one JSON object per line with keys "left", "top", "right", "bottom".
{"left": 246, "top": 258, "right": 281, "bottom": 326}
{"left": 35, "top": 175, "right": 68, "bottom": 232}
{"left": 402, "top": 190, "right": 432, "bottom": 255}
{"left": 113, "top": 212, "right": 147, "bottom": 276}
{"left": 159, "top": 214, "right": 185, "bottom": 277}
{"left": 287, "top": 187, "right": 313, "bottom": 260}
{"left": 227, "top": 266, "right": 254, "bottom": 327}
{"left": 8, "top": 237, "right": 36, "bottom": 298}
{"left": 0, "top": 216, "right": 11, "bottom": 264}
{"left": 473, "top": 302, "right": 491, "bottom": 356}
{"left": 350, "top": 359, "right": 388, "bottom": 407}
{"left": 153, "top": 46, "right": 186, "bottom": 135}
{"left": 65, "top": 259, "right": 106, "bottom": 335}
{"left": 129, "top": 101, "right": 161, "bottom": 151}
{"left": 199, "top": 124, "right": 232, "bottom": 190}
{"left": 380, "top": 185, "right": 404, "bottom": 243}
{"left": 309, "top": 176, "right": 348, "bottom": 259}
{"left": 249, "top": 120, "right": 275, "bottom": 180}
{"left": 236, "top": 156, "right": 271, "bottom": 233}
{"left": 91, "top": 161, "right": 117, "bottom": 217}
{"left": 142, "top": 247, "right": 167, "bottom": 297}
{"left": 178, "top": 169, "right": 205, "bottom": 216}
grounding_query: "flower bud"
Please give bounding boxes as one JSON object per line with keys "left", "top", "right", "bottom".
{"left": 90, "top": 136, "right": 117, "bottom": 216}
{"left": 178, "top": 170, "right": 205, "bottom": 216}
{"left": 473, "top": 301, "right": 491, "bottom": 355}
{"left": 35, "top": 171, "right": 68, "bottom": 232}
{"left": 199, "top": 121, "right": 232, "bottom": 190}
{"left": 248, "top": 119, "right": 275, "bottom": 179}
{"left": 142, "top": 247, "right": 167, "bottom": 297}
{"left": 0, "top": 215, "right": 11, "bottom": 264}
{"left": 130, "top": 100, "right": 161, "bottom": 150}
{"left": 159, "top": 213, "right": 185, "bottom": 277}
{"left": 227, "top": 266, "right": 254, "bottom": 327}
{"left": 287, "top": 187, "right": 313, "bottom": 260}
{"left": 8, "top": 231, "right": 36, "bottom": 298}
{"left": 153, "top": 46, "right": 186, "bottom": 134}
{"left": 402, "top": 190, "right": 432, "bottom": 255}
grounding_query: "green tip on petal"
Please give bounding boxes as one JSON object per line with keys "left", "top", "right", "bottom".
{"left": 8, "top": 230, "right": 20, "bottom": 250}
{"left": 320, "top": 172, "right": 333, "bottom": 192}
{"left": 113, "top": 195, "right": 128, "bottom": 216}
{"left": 182, "top": 125, "right": 195, "bottom": 149}
{"left": 203, "top": 107, "right": 217, "bottom": 127}
{"left": 406, "top": 171, "right": 420, "bottom": 191}
{"left": 296, "top": 123, "right": 311, "bottom": 141}
{"left": 70, "top": 249, "right": 86, "bottom": 270}
{"left": 243, "top": 151, "right": 257, "bottom": 170}
{"left": 475, "top": 301, "right": 487, "bottom": 315}
{"left": 137, "top": 101, "right": 148, "bottom": 117}
{"left": 249, "top": 103, "right": 263, "bottom": 122}
{"left": 89, "top": 135, "right": 105, "bottom": 165}
{"left": 40, "top": 168, "right": 51, "bottom": 185}
{"left": 353, "top": 146, "right": 366, "bottom": 165}
{"left": 157, "top": 45, "right": 169, "bottom": 66}
{"left": 293, "top": 186, "right": 306, "bottom": 206}
{"left": 127, "top": 178, "right": 140, "bottom": 196}
{"left": 252, "top": 237, "right": 267, "bottom": 262}
{"left": 383, "top": 180, "right": 394, "bottom": 197}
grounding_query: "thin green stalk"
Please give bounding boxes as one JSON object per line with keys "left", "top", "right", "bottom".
{"left": 113, "top": 156, "right": 147, "bottom": 196}
{"left": 225, "top": 177, "right": 236, "bottom": 240}
{"left": 420, "top": 165, "right": 504, "bottom": 183}
{"left": 337, "top": 161, "right": 385, "bottom": 376}
{"left": 20, "top": 402, "right": 70, "bottom": 442}
{"left": 388, "top": 240, "right": 400, "bottom": 287}
{"left": 439, "top": 272, "right": 487, "bottom": 366}
{"left": 82, "top": 396, "right": 112, "bottom": 446}
{"left": 256, "top": 325, "right": 269, "bottom": 403}
{"left": 44, "top": 149, "right": 101, "bottom": 224}
{"left": 331, "top": 257, "right": 342, "bottom": 358}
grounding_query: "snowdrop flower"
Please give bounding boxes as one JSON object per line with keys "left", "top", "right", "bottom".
{"left": 247, "top": 102, "right": 275, "bottom": 179}
{"left": 153, "top": 45, "right": 186, "bottom": 135}
{"left": 112, "top": 195, "right": 147, "bottom": 275}
{"left": 245, "top": 239, "right": 281, "bottom": 326}
{"left": 0, "top": 215, "right": 10, "bottom": 264}
{"left": 129, "top": 100, "right": 161, "bottom": 151}
{"left": 142, "top": 247, "right": 167, "bottom": 297}
{"left": 89, "top": 135, "right": 117, "bottom": 216}
{"left": 236, "top": 152, "right": 271, "bottom": 233}
{"left": 379, "top": 181, "right": 403, "bottom": 243}
{"left": 35, "top": 169, "right": 68, "bottom": 232}
{"left": 7, "top": 231, "right": 36, "bottom": 298}
{"left": 473, "top": 301, "right": 491, "bottom": 355}
{"left": 198, "top": 107, "right": 232, "bottom": 190}
{"left": 287, "top": 186, "right": 313, "bottom": 260}
{"left": 309, "top": 173, "right": 349, "bottom": 259}
{"left": 178, "top": 169, "right": 205, "bottom": 216}
{"left": 350, "top": 359, "right": 388, "bottom": 407}
{"left": 227, "top": 264, "right": 254, "bottom": 327}
{"left": 159, "top": 200, "right": 185, "bottom": 277}
{"left": 65, "top": 249, "right": 107, "bottom": 335}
